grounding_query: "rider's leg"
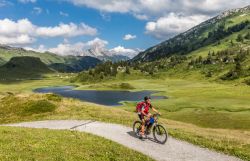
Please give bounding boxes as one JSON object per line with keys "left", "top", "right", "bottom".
{"left": 140, "top": 119, "right": 145, "bottom": 136}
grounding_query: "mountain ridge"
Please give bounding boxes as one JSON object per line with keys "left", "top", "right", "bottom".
{"left": 133, "top": 5, "right": 250, "bottom": 62}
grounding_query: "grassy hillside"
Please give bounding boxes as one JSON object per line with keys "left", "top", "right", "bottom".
{"left": 0, "top": 56, "right": 53, "bottom": 81}
{"left": 0, "top": 57, "right": 5, "bottom": 66}
{"left": 0, "top": 127, "right": 152, "bottom": 161}
{"left": 0, "top": 46, "right": 65, "bottom": 65}
{"left": 0, "top": 89, "right": 249, "bottom": 160}
{"left": 0, "top": 47, "right": 102, "bottom": 72}
{"left": 133, "top": 5, "right": 250, "bottom": 62}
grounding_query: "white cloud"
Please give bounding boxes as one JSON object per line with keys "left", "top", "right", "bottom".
{"left": 66, "top": 0, "right": 249, "bottom": 19}
{"left": 69, "top": 0, "right": 133, "bottom": 13}
{"left": 36, "top": 22, "right": 97, "bottom": 37}
{"left": 25, "top": 44, "right": 47, "bottom": 52}
{"left": 60, "top": 11, "right": 69, "bottom": 17}
{"left": 18, "top": 0, "right": 36, "bottom": 3}
{"left": 86, "top": 37, "right": 108, "bottom": 50}
{"left": 66, "top": 0, "right": 249, "bottom": 39}
{"left": 145, "top": 13, "right": 208, "bottom": 39}
{"left": 0, "top": 35, "right": 35, "bottom": 45}
{"left": 32, "top": 7, "right": 43, "bottom": 15}
{"left": 47, "top": 38, "right": 108, "bottom": 56}
{"left": 123, "top": 34, "right": 136, "bottom": 40}
{"left": 0, "top": 18, "right": 97, "bottom": 45}
{"left": 133, "top": 14, "right": 149, "bottom": 20}
{"left": 109, "top": 46, "right": 142, "bottom": 58}
{"left": 26, "top": 38, "right": 140, "bottom": 58}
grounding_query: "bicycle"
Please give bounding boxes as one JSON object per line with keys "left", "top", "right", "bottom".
{"left": 133, "top": 114, "right": 168, "bottom": 144}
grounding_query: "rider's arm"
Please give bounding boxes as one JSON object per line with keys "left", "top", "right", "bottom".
{"left": 152, "top": 107, "right": 161, "bottom": 115}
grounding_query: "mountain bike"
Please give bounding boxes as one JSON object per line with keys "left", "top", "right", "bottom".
{"left": 133, "top": 114, "right": 168, "bottom": 144}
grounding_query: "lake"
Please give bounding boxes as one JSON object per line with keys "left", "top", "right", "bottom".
{"left": 34, "top": 86, "right": 166, "bottom": 106}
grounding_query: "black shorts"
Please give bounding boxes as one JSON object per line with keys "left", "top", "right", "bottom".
{"left": 138, "top": 114, "right": 145, "bottom": 121}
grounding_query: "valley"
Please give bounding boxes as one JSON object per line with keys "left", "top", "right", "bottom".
{"left": 0, "top": 4, "right": 250, "bottom": 161}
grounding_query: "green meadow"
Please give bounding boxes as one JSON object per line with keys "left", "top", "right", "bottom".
{"left": 0, "top": 74, "right": 249, "bottom": 160}
{"left": 0, "top": 127, "right": 152, "bottom": 161}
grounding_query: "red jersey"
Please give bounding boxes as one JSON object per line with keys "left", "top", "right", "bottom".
{"left": 137, "top": 101, "right": 152, "bottom": 114}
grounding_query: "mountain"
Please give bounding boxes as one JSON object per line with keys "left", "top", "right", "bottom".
{"left": 73, "top": 5, "right": 250, "bottom": 85}
{"left": 133, "top": 5, "right": 250, "bottom": 62}
{"left": 0, "top": 45, "right": 102, "bottom": 72}
{"left": 0, "top": 44, "right": 65, "bottom": 65}
{"left": 49, "top": 56, "right": 101, "bottom": 72}
{"left": 80, "top": 48, "right": 130, "bottom": 62}
{"left": 0, "top": 56, "right": 53, "bottom": 80}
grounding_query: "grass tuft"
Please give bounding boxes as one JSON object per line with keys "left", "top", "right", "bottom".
{"left": 22, "top": 100, "right": 56, "bottom": 115}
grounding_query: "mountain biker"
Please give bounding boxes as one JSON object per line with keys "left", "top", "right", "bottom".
{"left": 136, "top": 96, "right": 160, "bottom": 138}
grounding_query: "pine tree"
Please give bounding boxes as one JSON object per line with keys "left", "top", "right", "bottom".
{"left": 125, "top": 66, "right": 130, "bottom": 74}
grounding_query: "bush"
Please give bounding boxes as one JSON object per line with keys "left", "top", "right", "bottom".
{"left": 119, "top": 83, "right": 135, "bottom": 89}
{"left": 221, "top": 70, "right": 240, "bottom": 80}
{"left": 244, "top": 79, "right": 250, "bottom": 86}
{"left": 22, "top": 100, "right": 56, "bottom": 115}
{"left": 45, "top": 93, "right": 62, "bottom": 102}
{"left": 205, "top": 71, "right": 213, "bottom": 77}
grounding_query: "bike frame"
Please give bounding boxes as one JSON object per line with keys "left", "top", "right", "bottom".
{"left": 145, "top": 114, "right": 159, "bottom": 134}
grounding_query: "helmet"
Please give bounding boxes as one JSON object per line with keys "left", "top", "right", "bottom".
{"left": 144, "top": 96, "right": 151, "bottom": 101}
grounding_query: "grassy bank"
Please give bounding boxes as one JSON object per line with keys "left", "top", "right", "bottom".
{"left": 0, "top": 126, "right": 153, "bottom": 161}
{"left": 0, "top": 74, "right": 75, "bottom": 94}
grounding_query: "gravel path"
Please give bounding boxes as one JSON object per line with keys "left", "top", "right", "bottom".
{"left": 4, "top": 120, "right": 241, "bottom": 161}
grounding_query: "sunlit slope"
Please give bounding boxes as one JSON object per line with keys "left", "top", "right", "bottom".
{"left": 133, "top": 5, "right": 250, "bottom": 62}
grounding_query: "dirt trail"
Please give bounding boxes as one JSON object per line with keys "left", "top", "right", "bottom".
{"left": 4, "top": 120, "right": 242, "bottom": 161}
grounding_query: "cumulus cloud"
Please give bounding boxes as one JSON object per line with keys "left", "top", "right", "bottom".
{"left": 109, "top": 46, "right": 141, "bottom": 58}
{"left": 18, "top": 0, "right": 36, "bottom": 3}
{"left": 0, "top": 18, "right": 97, "bottom": 45}
{"left": 36, "top": 22, "right": 97, "bottom": 37}
{"left": 145, "top": 13, "right": 208, "bottom": 39}
{"left": 66, "top": 0, "right": 249, "bottom": 18}
{"left": 0, "top": 35, "right": 35, "bottom": 45}
{"left": 123, "top": 34, "right": 136, "bottom": 40}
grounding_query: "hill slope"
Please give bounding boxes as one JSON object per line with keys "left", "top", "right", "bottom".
{"left": 0, "top": 46, "right": 102, "bottom": 72}
{"left": 133, "top": 5, "right": 250, "bottom": 62}
{"left": 0, "top": 56, "right": 53, "bottom": 80}
{"left": 49, "top": 56, "right": 102, "bottom": 72}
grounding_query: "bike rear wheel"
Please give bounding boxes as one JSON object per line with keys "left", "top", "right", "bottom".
{"left": 153, "top": 124, "right": 168, "bottom": 144}
{"left": 133, "top": 121, "right": 142, "bottom": 137}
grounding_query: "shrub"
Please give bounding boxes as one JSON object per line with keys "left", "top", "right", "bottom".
{"left": 45, "top": 93, "right": 62, "bottom": 102}
{"left": 244, "top": 79, "right": 250, "bottom": 86}
{"left": 119, "top": 83, "right": 135, "bottom": 89}
{"left": 22, "top": 100, "right": 56, "bottom": 115}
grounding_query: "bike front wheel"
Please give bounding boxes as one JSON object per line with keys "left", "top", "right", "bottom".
{"left": 153, "top": 124, "right": 168, "bottom": 144}
{"left": 133, "top": 121, "right": 142, "bottom": 137}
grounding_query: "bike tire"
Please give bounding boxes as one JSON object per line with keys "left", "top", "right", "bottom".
{"left": 153, "top": 124, "right": 168, "bottom": 144}
{"left": 133, "top": 121, "right": 142, "bottom": 137}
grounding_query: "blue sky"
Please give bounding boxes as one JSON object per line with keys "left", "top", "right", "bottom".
{"left": 0, "top": 0, "right": 249, "bottom": 57}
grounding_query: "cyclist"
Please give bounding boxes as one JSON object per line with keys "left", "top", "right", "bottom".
{"left": 136, "top": 96, "right": 160, "bottom": 138}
